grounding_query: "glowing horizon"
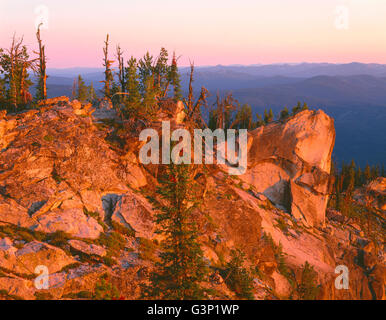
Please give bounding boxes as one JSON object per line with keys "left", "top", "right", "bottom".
{"left": 1, "top": 0, "right": 386, "bottom": 68}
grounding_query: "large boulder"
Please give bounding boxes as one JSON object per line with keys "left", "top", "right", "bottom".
{"left": 111, "top": 191, "right": 156, "bottom": 239}
{"left": 34, "top": 208, "right": 103, "bottom": 240}
{"left": 0, "top": 239, "right": 75, "bottom": 275}
{"left": 241, "top": 110, "right": 335, "bottom": 227}
{"left": 68, "top": 240, "right": 106, "bottom": 257}
{"left": 353, "top": 177, "right": 386, "bottom": 211}
{"left": 0, "top": 111, "right": 17, "bottom": 150}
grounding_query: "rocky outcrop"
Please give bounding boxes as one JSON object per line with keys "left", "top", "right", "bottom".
{"left": 0, "top": 99, "right": 384, "bottom": 300}
{"left": 241, "top": 110, "right": 335, "bottom": 227}
{"left": 68, "top": 240, "right": 106, "bottom": 257}
{"left": 34, "top": 208, "right": 103, "bottom": 240}
{"left": 354, "top": 177, "right": 386, "bottom": 211}
{"left": 111, "top": 191, "right": 156, "bottom": 239}
{"left": 0, "top": 110, "right": 17, "bottom": 150}
{"left": 0, "top": 101, "right": 147, "bottom": 240}
{"left": 0, "top": 238, "right": 75, "bottom": 275}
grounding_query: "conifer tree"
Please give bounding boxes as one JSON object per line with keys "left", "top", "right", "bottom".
{"left": 269, "top": 109, "right": 274, "bottom": 122}
{"left": 292, "top": 101, "right": 302, "bottom": 115}
{"left": 143, "top": 162, "right": 208, "bottom": 300}
{"left": 35, "top": 24, "right": 47, "bottom": 101}
{"left": 255, "top": 113, "right": 264, "bottom": 127}
{"left": 223, "top": 249, "right": 254, "bottom": 300}
{"left": 263, "top": 109, "right": 268, "bottom": 124}
{"left": 364, "top": 164, "right": 371, "bottom": 183}
{"left": 373, "top": 164, "right": 380, "bottom": 179}
{"left": 124, "top": 56, "right": 141, "bottom": 107}
{"left": 264, "top": 108, "right": 274, "bottom": 123}
{"left": 154, "top": 47, "right": 169, "bottom": 95}
{"left": 138, "top": 52, "right": 154, "bottom": 95}
{"left": 142, "top": 75, "right": 158, "bottom": 116}
{"left": 88, "top": 81, "right": 97, "bottom": 103}
{"left": 71, "top": 78, "right": 77, "bottom": 100}
{"left": 355, "top": 166, "right": 363, "bottom": 187}
{"left": 76, "top": 75, "right": 89, "bottom": 103}
{"left": 346, "top": 160, "right": 356, "bottom": 195}
{"left": 235, "top": 103, "right": 253, "bottom": 129}
{"left": 168, "top": 52, "right": 182, "bottom": 101}
{"left": 296, "top": 262, "right": 320, "bottom": 300}
{"left": 280, "top": 107, "right": 290, "bottom": 120}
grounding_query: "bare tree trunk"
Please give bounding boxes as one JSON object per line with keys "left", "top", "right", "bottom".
{"left": 36, "top": 24, "right": 47, "bottom": 100}
{"left": 20, "top": 62, "right": 27, "bottom": 105}
{"left": 102, "top": 34, "right": 113, "bottom": 98}
{"left": 116, "top": 45, "right": 125, "bottom": 92}
{"left": 9, "top": 36, "right": 17, "bottom": 110}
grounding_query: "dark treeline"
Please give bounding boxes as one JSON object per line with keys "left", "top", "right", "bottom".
{"left": 330, "top": 160, "right": 385, "bottom": 212}
{"left": 332, "top": 160, "right": 385, "bottom": 193}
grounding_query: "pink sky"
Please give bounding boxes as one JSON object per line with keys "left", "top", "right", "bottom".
{"left": 1, "top": 0, "right": 386, "bottom": 67}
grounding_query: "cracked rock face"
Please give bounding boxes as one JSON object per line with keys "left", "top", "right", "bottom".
{"left": 241, "top": 110, "right": 335, "bottom": 227}
{"left": 0, "top": 102, "right": 147, "bottom": 238}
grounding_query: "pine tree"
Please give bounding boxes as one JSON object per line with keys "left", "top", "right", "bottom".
{"left": 355, "top": 166, "right": 363, "bottom": 187}
{"left": 263, "top": 109, "right": 268, "bottom": 124}
{"left": 364, "top": 164, "right": 371, "bottom": 183}
{"left": 235, "top": 104, "right": 253, "bottom": 129}
{"left": 138, "top": 52, "right": 154, "bottom": 95}
{"left": 335, "top": 179, "right": 341, "bottom": 210}
{"left": 302, "top": 102, "right": 309, "bottom": 111}
{"left": 169, "top": 52, "right": 182, "bottom": 101}
{"left": 280, "top": 107, "right": 290, "bottom": 120}
{"left": 113, "top": 44, "right": 125, "bottom": 106}
{"left": 71, "top": 78, "right": 77, "bottom": 100}
{"left": 208, "top": 109, "right": 217, "bottom": 130}
{"left": 223, "top": 249, "right": 254, "bottom": 300}
{"left": 35, "top": 24, "right": 47, "bottom": 101}
{"left": 292, "top": 101, "right": 302, "bottom": 115}
{"left": 154, "top": 47, "right": 169, "bottom": 96}
{"left": 76, "top": 75, "right": 89, "bottom": 103}
{"left": 142, "top": 75, "right": 158, "bottom": 116}
{"left": 374, "top": 164, "right": 380, "bottom": 179}
{"left": 296, "top": 262, "right": 320, "bottom": 300}
{"left": 255, "top": 113, "right": 264, "bottom": 127}
{"left": 88, "top": 81, "right": 97, "bottom": 103}
{"left": 125, "top": 56, "right": 141, "bottom": 106}
{"left": 346, "top": 160, "right": 356, "bottom": 195}
{"left": 264, "top": 108, "right": 273, "bottom": 123}
{"left": 269, "top": 109, "right": 274, "bottom": 122}
{"left": 143, "top": 162, "right": 208, "bottom": 300}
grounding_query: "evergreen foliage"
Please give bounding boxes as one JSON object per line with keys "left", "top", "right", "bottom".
{"left": 76, "top": 75, "right": 89, "bottom": 103}
{"left": 143, "top": 162, "right": 209, "bottom": 300}
{"left": 222, "top": 249, "right": 254, "bottom": 300}
{"left": 295, "top": 262, "right": 320, "bottom": 300}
